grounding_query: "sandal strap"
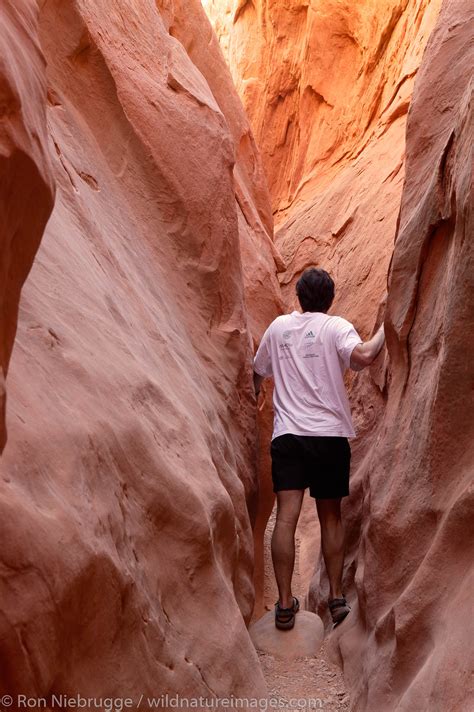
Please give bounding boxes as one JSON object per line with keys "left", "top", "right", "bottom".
{"left": 275, "top": 603, "right": 293, "bottom": 614}
{"left": 275, "top": 608, "right": 293, "bottom": 620}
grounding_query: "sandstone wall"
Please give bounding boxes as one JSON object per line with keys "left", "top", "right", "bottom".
{"left": 0, "top": 0, "right": 55, "bottom": 450}
{"left": 337, "top": 2, "right": 473, "bottom": 708}
{"left": 0, "top": 0, "right": 281, "bottom": 702}
{"left": 269, "top": 0, "right": 442, "bottom": 605}
{"left": 205, "top": 0, "right": 442, "bottom": 363}
{"left": 204, "top": 0, "right": 442, "bottom": 220}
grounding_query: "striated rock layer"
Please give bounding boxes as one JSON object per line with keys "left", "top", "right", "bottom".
{"left": 205, "top": 0, "right": 442, "bottom": 371}
{"left": 272, "top": 7, "right": 443, "bottom": 592}
{"left": 337, "top": 2, "right": 474, "bottom": 709}
{"left": 0, "top": 0, "right": 282, "bottom": 703}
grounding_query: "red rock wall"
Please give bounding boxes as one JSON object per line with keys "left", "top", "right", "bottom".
{"left": 0, "top": 0, "right": 55, "bottom": 450}
{"left": 0, "top": 0, "right": 281, "bottom": 702}
{"left": 205, "top": 1, "right": 442, "bottom": 370}
{"left": 338, "top": 2, "right": 474, "bottom": 708}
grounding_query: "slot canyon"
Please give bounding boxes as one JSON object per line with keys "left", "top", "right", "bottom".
{"left": 0, "top": 0, "right": 472, "bottom": 711}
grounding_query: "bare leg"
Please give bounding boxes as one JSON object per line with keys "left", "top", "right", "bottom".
{"left": 271, "top": 489, "right": 304, "bottom": 608}
{"left": 316, "top": 498, "right": 345, "bottom": 599}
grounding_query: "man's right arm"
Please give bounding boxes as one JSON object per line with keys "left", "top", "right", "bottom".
{"left": 350, "top": 323, "right": 385, "bottom": 371}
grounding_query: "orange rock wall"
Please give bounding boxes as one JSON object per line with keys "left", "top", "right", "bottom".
{"left": 0, "top": 0, "right": 281, "bottom": 702}
{"left": 268, "top": 1, "right": 441, "bottom": 601}
{"left": 204, "top": 0, "right": 441, "bottom": 220}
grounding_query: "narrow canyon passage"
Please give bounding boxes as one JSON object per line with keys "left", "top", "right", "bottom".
{"left": 202, "top": 0, "right": 445, "bottom": 629}
{"left": 203, "top": 0, "right": 440, "bottom": 618}
{"left": 0, "top": 1, "right": 472, "bottom": 712}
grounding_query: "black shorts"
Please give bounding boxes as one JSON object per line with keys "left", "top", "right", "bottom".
{"left": 270, "top": 434, "right": 351, "bottom": 499}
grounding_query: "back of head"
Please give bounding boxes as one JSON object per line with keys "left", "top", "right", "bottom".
{"left": 296, "top": 267, "right": 335, "bottom": 313}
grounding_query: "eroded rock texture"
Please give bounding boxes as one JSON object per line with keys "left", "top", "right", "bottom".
{"left": 0, "top": 0, "right": 281, "bottom": 702}
{"left": 338, "top": 2, "right": 474, "bottom": 708}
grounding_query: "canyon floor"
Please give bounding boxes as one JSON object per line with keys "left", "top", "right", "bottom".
{"left": 259, "top": 642, "right": 350, "bottom": 711}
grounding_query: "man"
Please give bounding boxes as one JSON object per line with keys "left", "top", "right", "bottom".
{"left": 253, "top": 267, "right": 385, "bottom": 629}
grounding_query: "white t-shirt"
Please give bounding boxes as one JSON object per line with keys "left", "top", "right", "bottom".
{"left": 253, "top": 311, "right": 362, "bottom": 440}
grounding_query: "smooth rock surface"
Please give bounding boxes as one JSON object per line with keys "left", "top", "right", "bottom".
{"left": 2, "top": 0, "right": 472, "bottom": 708}
{"left": 249, "top": 610, "right": 324, "bottom": 659}
{"left": 0, "top": 0, "right": 282, "bottom": 702}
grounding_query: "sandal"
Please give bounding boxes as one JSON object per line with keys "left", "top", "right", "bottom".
{"left": 328, "top": 597, "right": 351, "bottom": 626}
{"left": 274, "top": 596, "right": 300, "bottom": 630}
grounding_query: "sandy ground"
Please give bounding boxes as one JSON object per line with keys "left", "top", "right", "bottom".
{"left": 259, "top": 642, "right": 350, "bottom": 711}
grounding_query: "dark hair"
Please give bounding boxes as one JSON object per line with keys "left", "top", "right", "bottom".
{"left": 296, "top": 267, "right": 335, "bottom": 313}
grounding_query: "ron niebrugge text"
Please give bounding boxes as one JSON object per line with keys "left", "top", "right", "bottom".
{"left": 1, "top": 693, "right": 325, "bottom": 710}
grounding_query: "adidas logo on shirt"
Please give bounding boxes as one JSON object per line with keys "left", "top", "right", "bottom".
{"left": 304, "top": 330, "right": 315, "bottom": 338}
